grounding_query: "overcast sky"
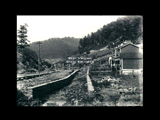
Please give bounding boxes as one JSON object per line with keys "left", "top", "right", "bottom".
{"left": 17, "top": 15, "right": 126, "bottom": 43}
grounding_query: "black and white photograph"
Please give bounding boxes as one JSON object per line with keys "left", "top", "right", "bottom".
{"left": 17, "top": 15, "right": 143, "bottom": 106}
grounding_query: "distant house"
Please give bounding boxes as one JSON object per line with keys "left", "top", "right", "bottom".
{"left": 111, "top": 41, "right": 143, "bottom": 74}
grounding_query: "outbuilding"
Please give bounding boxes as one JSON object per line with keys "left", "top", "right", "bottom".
{"left": 112, "top": 41, "right": 143, "bottom": 74}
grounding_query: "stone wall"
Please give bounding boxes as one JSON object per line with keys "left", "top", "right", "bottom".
{"left": 30, "top": 70, "right": 79, "bottom": 99}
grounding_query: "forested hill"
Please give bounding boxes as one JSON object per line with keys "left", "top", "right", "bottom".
{"left": 17, "top": 47, "right": 51, "bottom": 74}
{"left": 78, "top": 16, "right": 143, "bottom": 54}
{"left": 29, "top": 37, "right": 80, "bottom": 59}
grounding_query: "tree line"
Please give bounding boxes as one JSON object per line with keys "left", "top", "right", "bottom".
{"left": 17, "top": 23, "right": 30, "bottom": 49}
{"left": 78, "top": 16, "right": 143, "bottom": 54}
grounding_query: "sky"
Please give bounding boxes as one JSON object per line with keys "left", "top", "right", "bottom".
{"left": 17, "top": 15, "right": 126, "bottom": 43}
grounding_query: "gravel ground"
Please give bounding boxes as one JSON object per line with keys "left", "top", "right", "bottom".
{"left": 90, "top": 72, "right": 143, "bottom": 106}
{"left": 41, "top": 68, "right": 143, "bottom": 106}
{"left": 17, "top": 70, "right": 73, "bottom": 106}
{"left": 17, "top": 70, "right": 72, "bottom": 88}
{"left": 17, "top": 67, "right": 143, "bottom": 106}
{"left": 42, "top": 70, "right": 88, "bottom": 106}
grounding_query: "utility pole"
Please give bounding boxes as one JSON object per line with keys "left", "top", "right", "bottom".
{"left": 36, "top": 41, "right": 42, "bottom": 77}
{"left": 77, "top": 50, "right": 79, "bottom": 69}
{"left": 55, "top": 64, "right": 57, "bottom": 71}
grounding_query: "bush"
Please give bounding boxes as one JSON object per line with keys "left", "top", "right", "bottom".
{"left": 17, "top": 89, "right": 29, "bottom": 106}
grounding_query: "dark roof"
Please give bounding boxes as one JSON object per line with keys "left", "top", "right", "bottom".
{"left": 120, "top": 52, "right": 143, "bottom": 58}
{"left": 116, "top": 43, "right": 139, "bottom": 50}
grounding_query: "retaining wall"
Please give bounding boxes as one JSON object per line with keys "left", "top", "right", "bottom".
{"left": 86, "top": 66, "right": 94, "bottom": 92}
{"left": 28, "top": 70, "right": 79, "bottom": 99}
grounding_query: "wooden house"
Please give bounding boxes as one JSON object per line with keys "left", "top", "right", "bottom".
{"left": 111, "top": 41, "right": 143, "bottom": 74}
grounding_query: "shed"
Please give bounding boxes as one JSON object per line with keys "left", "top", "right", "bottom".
{"left": 112, "top": 42, "right": 143, "bottom": 74}
{"left": 120, "top": 52, "right": 143, "bottom": 69}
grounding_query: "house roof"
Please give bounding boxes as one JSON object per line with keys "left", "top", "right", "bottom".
{"left": 116, "top": 43, "right": 139, "bottom": 50}
{"left": 120, "top": 52, "right": 143, "bottom": 58}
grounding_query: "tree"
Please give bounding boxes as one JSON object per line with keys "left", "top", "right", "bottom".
{"left": 17, "top": 23, "right": 30, "bottom": 50}
{"left": 77, "top": 16, "right": 143, "bottom": 54}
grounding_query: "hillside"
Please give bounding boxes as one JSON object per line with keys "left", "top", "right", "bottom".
{"left": 17, "top": 47, "right": 50, "bottom": 74}
{"left": 78, "top": 16, "right": 143, "bottom": 54}
{"left": 29, "top": 37, "right": 80, "bottom": 59}
{"left": 87, "top": 33, "right": 143, "bottom": 59}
